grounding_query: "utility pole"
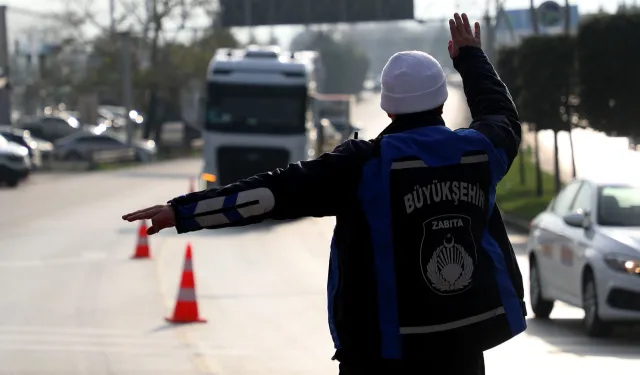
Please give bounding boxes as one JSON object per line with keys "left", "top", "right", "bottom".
{"left": 564, "top": 0, "right": 571, "bottom": 34}
{"left": 268, "top": 1, "right": 276, "bottom": 45}
{"left": 0, "top": 6, "right": 11, "bottom": 125}
{"left": 109, "top": 0, "right": 116, "bottom": 35}
{"left": 564, "top": 0, "right": 577, "bottom": 178}
{"left": 119, "top": 31, "right": 134, "bottom": 146}
{"left": 483, "top": 0, "right": 495, "bottom": 62}
{"left": 530, "top": 0, "right": 540, "bottom": 35}
{"left": 244, "top": 0, "right": 255, "bottom": 43}
{"left": 527, "top": 1, "right": 544, "bottom": 195}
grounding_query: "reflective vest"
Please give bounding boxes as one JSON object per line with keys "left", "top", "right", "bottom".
{"left": 352, "top": 125, "right": 527, "bottom": 359}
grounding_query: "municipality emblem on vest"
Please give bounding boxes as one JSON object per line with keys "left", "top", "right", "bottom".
{"left": 421, "top": 215, "right": 477, "bottom": 295}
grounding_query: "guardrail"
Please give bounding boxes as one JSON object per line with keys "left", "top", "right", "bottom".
{"left": 90, "top": 148, "right": 137, "bottom": 166}
{"left": 48, "top": 148, "right": 137, "bottom": 171}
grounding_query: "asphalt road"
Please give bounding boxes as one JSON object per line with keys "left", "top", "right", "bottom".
{"left": 0, "top": 86, "right": 637, "bottom": 374}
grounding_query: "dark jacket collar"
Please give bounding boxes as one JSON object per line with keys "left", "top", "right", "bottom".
{"left": 377, "top": 110, "right": 446, "bottom": 139}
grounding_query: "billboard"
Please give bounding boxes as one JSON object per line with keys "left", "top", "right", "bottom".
{"left": 495, "top": 4, "right": 580, "bottom": 35}
{"left": 494, "top": 3, "right": 580, "bottom": 47}
{"left": 219, "top": 0, "right": 414, "bottom": 27}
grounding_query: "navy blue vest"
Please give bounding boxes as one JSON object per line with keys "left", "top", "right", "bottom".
{"left": 330, "top": 125, "right": 526, "bottom": 360}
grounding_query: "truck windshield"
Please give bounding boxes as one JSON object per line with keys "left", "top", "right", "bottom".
{"left": 205, "top": 82, "right": 308, "bottom": 135}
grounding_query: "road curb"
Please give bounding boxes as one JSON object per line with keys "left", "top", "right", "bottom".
{"left": 500, "top": 211, "right": 530, "bottom": 233}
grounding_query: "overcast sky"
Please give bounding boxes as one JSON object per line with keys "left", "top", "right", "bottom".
{"left": 3, "top": 0, "right": 621, "bottom": 49}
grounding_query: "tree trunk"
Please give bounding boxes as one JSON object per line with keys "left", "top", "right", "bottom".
{"left": 519, "top": 142, "right": 526, "bottom": 185}
{"left": 144, "top": 14, "right": 161, "bottom": 141}
{"left": 553, "top": 130, "right": 562, "bottom": 193}
{"left": 568, "top": 128, "right": 577, "bottom": 178}
{"left": 534, "top": 130, "right": 543, "bottom": 197}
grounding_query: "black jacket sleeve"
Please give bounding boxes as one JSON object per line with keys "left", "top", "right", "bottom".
{"left": 168, "top": 139, "right": 373, "bottom": 234}
{"left": 453, "top": 46, "right": 522, "bottom": 172}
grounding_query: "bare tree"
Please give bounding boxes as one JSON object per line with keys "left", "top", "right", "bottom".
{"left": 138, "top": 0, "right": 215, "bottom": 139}
{"left": 60, "top": 0, "right": 217, "bottom": 138}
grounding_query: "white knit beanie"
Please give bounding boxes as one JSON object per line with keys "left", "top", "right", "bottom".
{"left": 380, "top": 51, "right": 448, "bottom": 115}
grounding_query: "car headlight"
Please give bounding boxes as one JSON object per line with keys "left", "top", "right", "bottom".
{"left": 604, "top": 253, "right": 640, "bottom": 275}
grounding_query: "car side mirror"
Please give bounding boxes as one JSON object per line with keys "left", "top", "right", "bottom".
{"left": 563, "top": 210, "right": 591, "bottom": 228}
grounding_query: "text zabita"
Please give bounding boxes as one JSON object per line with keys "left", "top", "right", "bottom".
{"left": 404, "top": 181, "right": 486, "bottom": 213}
{"left": 431, "top": 218, "right": 464, "bottom": 230}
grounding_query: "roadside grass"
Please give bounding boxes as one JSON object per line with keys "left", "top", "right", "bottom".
{"left": 496, "top": 149, "right": 557, "bottom": 221}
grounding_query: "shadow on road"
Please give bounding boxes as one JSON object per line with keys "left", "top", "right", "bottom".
{"left": 526, "top": 317, "right": 640, "bottom": 359}
{"left": 147, "top": 322, "right": 205, "bottom": 334}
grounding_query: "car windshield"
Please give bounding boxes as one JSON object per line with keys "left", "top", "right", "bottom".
{"left": 597, "top": 185, "right": 640, "bottom": 227}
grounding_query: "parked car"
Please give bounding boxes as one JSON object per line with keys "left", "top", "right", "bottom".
{"left": 0, "top": 126, "right": 44, "bottom": 169}
{"left": 18, "top": 115, "right": 83, "bottom": 143}
{"left": 0, "top": 134, "right": 31, "bottom": 187}
{"left": 527, "top": 178, "right": 640, "bottom": 337}
{"left": 29, "top": 136, "right": 54, "bottom": 167}
{"left": 53, "top": 130, "right": 156, "bottom": 164}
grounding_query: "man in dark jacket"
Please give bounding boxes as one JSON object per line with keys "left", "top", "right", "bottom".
{"left": 123, "top": 13, "right": 526, "bottom": 375}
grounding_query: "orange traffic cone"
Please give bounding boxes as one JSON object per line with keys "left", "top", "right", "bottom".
{"left": 165, "top": 243, "right": 206, "bottom": 324}
{"left": 188, "top": 177, "right": 195, "bottom": 193}
{"left": 131, "top": 220, "right": 150, "bottom": 259}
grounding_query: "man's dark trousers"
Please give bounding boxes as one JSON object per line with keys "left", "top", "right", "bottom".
{"left": 338, "top": 352, "right": 485, "bottom": 375}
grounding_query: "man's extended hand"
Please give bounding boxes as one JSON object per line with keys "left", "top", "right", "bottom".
{"left": 448, "top": 13, "right": 482, "bottom": 59}
{"left": 122, "top": 204, "right": 176, "bottom": 235}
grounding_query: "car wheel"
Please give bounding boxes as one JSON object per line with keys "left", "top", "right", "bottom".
{"left": 582, "top": 272, "right": 612, "bottom": 337}
{"left": 6, "top": 177, "right": 19, "bottom": 188}
{"left": 530, "top": 257, "right": 554, "bottom": 319}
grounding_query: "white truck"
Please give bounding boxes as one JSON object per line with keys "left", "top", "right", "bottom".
{"left": 201, "top": 46, "right": 317, "bottom": 188}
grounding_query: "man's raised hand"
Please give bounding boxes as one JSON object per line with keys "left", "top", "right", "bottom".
{"left": 448, "top": 13, "right": 482, "bottom": 59}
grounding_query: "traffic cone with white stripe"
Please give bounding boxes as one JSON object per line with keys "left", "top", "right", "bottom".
{"left": 165, "top": 243, "right": 206, "bottom": 323}
{"left": 131, "top": 220, "right": 150, "bottom": 259}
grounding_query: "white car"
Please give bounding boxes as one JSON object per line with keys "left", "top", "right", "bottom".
{"left": 527, "top": 178, "right": 640, "bottom": 336}
{"left": 0, "top": 134, "right": 31, "bottom": 187}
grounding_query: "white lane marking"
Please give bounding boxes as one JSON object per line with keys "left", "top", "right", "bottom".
{"left": 0, "top": 332, "right": 180, "bottom": 347}
{"left": 0, "top": 326, "right": 195, "bottom": 355}
{"left": 0, "top": 325, "right": 139, "bottom": 335}
{"left": 0, "top": 251, "right": 108, "bottom": 268}
{"left": 0, "top": 342, "right": 182, "bottom": 354}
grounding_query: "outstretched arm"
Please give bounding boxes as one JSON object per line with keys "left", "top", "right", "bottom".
{"left": 122, "top": 140, "right": 372, "bottom": 235}
{"left": 449, "top": 13, "right": 522, "bottom": 172}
